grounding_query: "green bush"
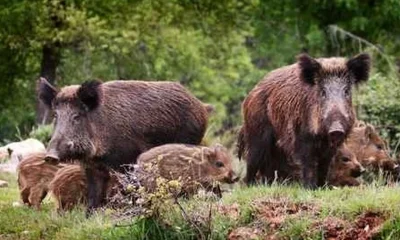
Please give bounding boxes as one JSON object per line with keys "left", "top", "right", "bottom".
{"left": 28, "top": 124, "right": 53, "bottom": 146}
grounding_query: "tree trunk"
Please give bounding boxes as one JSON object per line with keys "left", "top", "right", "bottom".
{"left": 36, "top": 0, "right": 65, "bottom": 125}
{"left": 36, "top": 43, "right": 60, "bottom": 125}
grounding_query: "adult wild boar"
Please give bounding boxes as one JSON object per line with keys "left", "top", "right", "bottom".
{"left": 238, "top": 53, "right": 371, "bottom": 187}
{"left": 38, "top": 78, "right": 209, "bottom": 212}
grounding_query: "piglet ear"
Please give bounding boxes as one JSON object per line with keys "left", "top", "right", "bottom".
{"left": 37, "top": 77, "right": 58, "bottom": 108}
{"left": 364, "top": 123, "right": 374, "bottom": 139}
{"left": 77, "top": 80, "right": 102, "bottom": 111}
{"left": 297, "top": 54, "right": 322, "bottom": 85}
{"left": 346, "top": 53, "right": 371, "bottom": 83}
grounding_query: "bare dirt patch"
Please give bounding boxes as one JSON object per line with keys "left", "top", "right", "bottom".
{"left": 216, "top": 203, "right": 240, "bottom": 221}
{"left": 228, "top": 226, "right": 263, "bottom": 240}
{"left": 227, "top": 197, "right": 318, "bottom": 240}
{"left": 252, "top": 197, "right": 318, "bottom": 229}
{"left": 225, "top": 197, "right": 387, "bottom": 240}
{"left": 321, "top": 211, "right": 387, "bottom": 240}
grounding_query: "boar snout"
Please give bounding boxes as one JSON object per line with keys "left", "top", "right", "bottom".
{"left": 328, "top": 121, "right": 345, "bottom": 147}
{"left": 393, "top": 164, "right": 399, "bottom": 171}
{"left": 224, "top": 171, "right": 239, "bottom": 184}
{"left": 351, "top": 165, "right": 365, "bottom": 178}
{"left": 67, "top": 141, "right": 74, "bottom": 150}
{"left": 45, "top": 149, "right": 60, "bottom": 164}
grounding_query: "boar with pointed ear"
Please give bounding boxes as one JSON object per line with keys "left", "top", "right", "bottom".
{"left": 37, "top": 77, "right": 210, "bottom": 214}
{"left": 238, "top": 53, "right": 371, "bottom": 188}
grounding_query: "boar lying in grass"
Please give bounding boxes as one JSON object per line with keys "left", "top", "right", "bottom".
{"left": 135, "top": 144, "right": 239, "bottom": 198}
{"left": 328, "top": 143, "right": 365, "bottom": 187}
{"left": 346, "top": 121, "right": 398, "bottom": 173}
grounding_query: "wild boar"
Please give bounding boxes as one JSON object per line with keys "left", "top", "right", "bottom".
{"left": 238, "top": 53, "right": 371, "bottom": 187}
{"left": 49, "top": 164, "right": 119, "bottom": 211}
{"left": 136, "top": 143, "right": 239, "bottom": 197}
{"left": 346, "top": 121, "right": 398, "bottom": 172}
{"left": 17, "top": 152, "right": 65, "bottom": 209}
{"left": 328, "top": 143, "right": 365, "bottom": 187}
{"left": 38, "top": 78, "right": 209, "bottom": 212}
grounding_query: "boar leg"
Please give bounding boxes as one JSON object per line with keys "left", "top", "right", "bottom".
{"left": 84, "top": 164, "right": 110, "bottom": 215}
{"left": 212, "top": 185, "right": 222, "bottom": 198}
{"left": 20, "top": 187, "right": 30, "bottom": 205}
{"left": 295, "top": 141, "right": 317, "bottom": 189}
{"left": 28, "top": 186, "right": 46, "bottom": 210}
{"left": 245, "top": 127, "right": 274, "bottom": 185}
{"left": 317, "top": 156, "right": 332, "bottom": 187}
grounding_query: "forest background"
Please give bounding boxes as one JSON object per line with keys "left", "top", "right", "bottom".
{"left": 1, "top": 0, "right": 400, "bottom": 151}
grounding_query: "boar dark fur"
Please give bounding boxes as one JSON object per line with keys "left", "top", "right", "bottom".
{"left": 38, "top": 78, "right": 209, "bottom": 212}
{"left": 238, "top": 54, "right": 371, "bottom": 188}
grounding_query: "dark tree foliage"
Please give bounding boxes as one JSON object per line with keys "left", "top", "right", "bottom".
{"left": 0, "top": 0, "right": 399, "bottom": 150}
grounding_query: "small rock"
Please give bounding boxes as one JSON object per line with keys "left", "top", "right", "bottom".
{"left": 0, "top": 180, "right": 8, "bottom": 188}
{"left": 12, "top": 202, "right": 22, "bottom": 207}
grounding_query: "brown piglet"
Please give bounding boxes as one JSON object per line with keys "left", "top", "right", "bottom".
{"left": 17, "top": 152, "right": 65, "bottom": 209}
{"left": 136, "top": 143, "right": 239, "bottom": 198}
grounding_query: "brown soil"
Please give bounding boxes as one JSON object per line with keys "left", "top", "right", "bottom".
{"left": 253, "top": 197, "right": 318, "bottom": 229}
{"left": 216, "top": 203, "right": 240, "bottom": 221}
{"left": 228, "top": 226, "right": 263, "bottom": 240}
{"left": 225, "top": 197, "right": 387, "bottom": 240}
{"left": 321, "top": 211, "right": 386, "bottom": 240}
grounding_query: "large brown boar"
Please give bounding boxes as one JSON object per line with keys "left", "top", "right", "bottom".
{"left": 328, "top": 143, "right": 365, "bottom": 187}
{"left": 49, "top": 165, "right": 119, "bottom": 211}
{"left": 238, "top": 53, "right": 371, "bottom": 187}
{"left": 346, "top": 121, "right": 398, "bottom": 172}
{"left": 17, "top": 152, "right": 65, "bottom": 209}
{"left": 38, "top": 78, "right": 209, "bottom": 212}
{"left": 136, "top": 143, "right": 239, "bottom": 197}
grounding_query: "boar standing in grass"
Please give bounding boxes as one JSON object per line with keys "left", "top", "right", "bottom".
{"left": 38, "top": 78, "right": 209, "bottom": 213}
{"left": 328, "top": 143, "right": 365, "bottom": 187}
{"left": 346, "top": 121, "right": 398, "bottom": 173}
{"left": 136, "top": 144, "right": 239, "bottom": 198}
{"left": 238, "top": 53, "right": 371, "bottom": 188}
{"left": 17, "top": 152, "right": 66, "bottom": 209}
{"left": 49, "top": 165, "right": 119, "bottom": 211}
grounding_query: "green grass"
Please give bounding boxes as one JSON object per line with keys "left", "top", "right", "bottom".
{"left": 1, "top": 172, "right": 400, "bottom": 239}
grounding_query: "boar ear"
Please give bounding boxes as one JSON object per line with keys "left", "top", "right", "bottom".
{"left": 355, "top": 120, "right": 366, "bottom": 128}
{"left": 37, "top": 77, "right": 58, "bottom": 108}
{"left": 364, "top": 124, "right": 374, "bottom": 139}
{"left": 211, "top": 143, "right": 225, "bottom": 152}
{"left": 297, "top": 54, "right": 322, "bottom": 85}
{"left": 77, "top": 80, "right": 102, "bottom": 111}
{"left": 204, "top": 103, "right": 215, "bottom": 114}
{"left": 202, "top": 147, "right": 216, "bottom": 160}
{"left": 346, "top": 53, "right": 371, "bottom": 83}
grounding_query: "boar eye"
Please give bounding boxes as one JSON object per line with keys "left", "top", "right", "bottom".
{"left": 321, "top": 89, "right": 327, "bottom": 98}
{"left": 215, "top": 161, "right": 224, "bottom": 168}
{"left": 376, "top": 145, "right": 383, "bottom": 150}
{"left": 342, "top": 157, "right": 351, "bottom": 163}
{"left": 344, "top": 88, "right": 351, "bottom": 97}
{"left": 72, "top": 114, "right": 81, "bottom": 123}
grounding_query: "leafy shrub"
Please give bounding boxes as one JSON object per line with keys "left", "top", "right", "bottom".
{"left": 28, "top": 124, "right": 53, "bottom": 146}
